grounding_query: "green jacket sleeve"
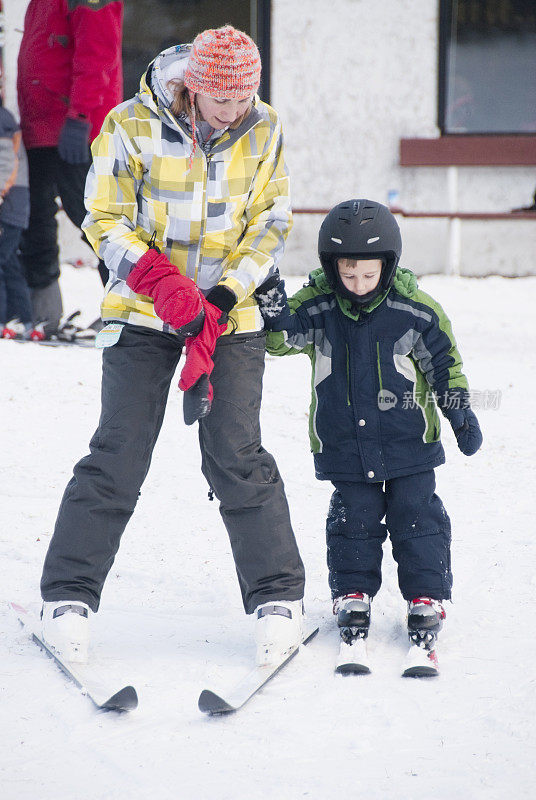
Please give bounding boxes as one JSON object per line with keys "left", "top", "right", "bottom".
{"left": 412, "top": 289, "right": 469, "bottom": 405}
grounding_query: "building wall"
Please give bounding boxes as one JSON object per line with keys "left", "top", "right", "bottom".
{"left": 4, "top": 0, "right": 535, "bottom": 275}
{"left": 272, "top": 0, "right": 536, "bottom": 276}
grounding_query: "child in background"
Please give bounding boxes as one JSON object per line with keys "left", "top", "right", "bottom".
{"left": 0, "top": 104, "right": 32, "bottom": 339}
{"left": 256, "top": 199, "right": 482, "bottom": 676}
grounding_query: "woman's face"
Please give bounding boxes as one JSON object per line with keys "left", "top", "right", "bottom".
{"left": 195, "top": 93, "right": 252, "bottom": 129}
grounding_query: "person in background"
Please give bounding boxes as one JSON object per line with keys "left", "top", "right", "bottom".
{"left": 257, "top": 199, "right": 482, "bottom": 677}
{"left": 16, "top": 0, "right": 123, "bottom": 339}
{"left": 0, "top": 102, "right": 32, "bottom": 339}
{"left": 39, "top": 26, "right": 305, "bottom": 668}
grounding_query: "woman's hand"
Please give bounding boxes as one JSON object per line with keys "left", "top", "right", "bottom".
{"left": 126, "top": 249, "right": 203, "bottom": 330}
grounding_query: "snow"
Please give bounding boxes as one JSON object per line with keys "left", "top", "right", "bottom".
{"left": 1, "top": 264, "right": 535, "bottom": 800}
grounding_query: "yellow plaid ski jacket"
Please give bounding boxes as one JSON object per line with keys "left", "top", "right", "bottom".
{"left": 82, "top": 44, "right": 293, "bottom": 334}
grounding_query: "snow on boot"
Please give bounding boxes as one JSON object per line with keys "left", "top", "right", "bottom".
{"left": 255, "top": 600, "right": 303, "bottom": 667}
{"left": 333, "top": 593, "right": 371, "bottom": 674}
{"left": 402, "top": 640, "right": 440, "bottom": 677}
{"left": 41, "top": 601, "right": 90, "bottom": 663}
{"left": 403, "top": 597, "right": 445, "bottom": 678}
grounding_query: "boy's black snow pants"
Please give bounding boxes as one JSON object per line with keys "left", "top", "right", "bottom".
{"left": 326, "top": 471, "right": 452, "bottom": 601}
{"left": 40, "top": 325, "right": 305, "bottom": 614}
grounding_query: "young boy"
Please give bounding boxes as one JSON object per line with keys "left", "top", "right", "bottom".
{"left": 256, "top": 199, "right": 482, "bottom": 677}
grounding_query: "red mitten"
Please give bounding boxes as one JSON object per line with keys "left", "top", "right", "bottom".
{"left": 179, "top": 296, "right": 228, "bottom": 422}
{"left": 126, "top": 249, "right": 203, "bottom": 329}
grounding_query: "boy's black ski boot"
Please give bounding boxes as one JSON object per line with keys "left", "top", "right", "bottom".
{"left": 334, "top": 592, "right": 371, "bottom": 675}
{"left": 403, "top": 596, "right": 445, "bottom": 678}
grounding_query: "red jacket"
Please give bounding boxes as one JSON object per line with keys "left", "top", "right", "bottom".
{"left": 17, "top": 0, "right": 123, "bottom": 149}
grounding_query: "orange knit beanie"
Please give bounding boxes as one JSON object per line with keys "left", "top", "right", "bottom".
{"left": 184, "top": 25, "right": 261, "bottom": 99}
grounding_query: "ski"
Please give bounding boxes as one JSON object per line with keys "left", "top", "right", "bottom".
{"left": 198, "top": 625, "right": 319, "bottom": 715}
{"left": 29, "top": 312, "right": 99, "bottom": 347}
{"left": 335, "top": 636, "right": 371, "bottom": 675}
{"left": 402, "top": 639, "right": 439, "bottom": 678}
{"left": 11, "top": 603, "right": 138, "bottom": 711}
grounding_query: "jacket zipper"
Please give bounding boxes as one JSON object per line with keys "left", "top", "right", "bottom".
{"left": 345, "top": 344, "right": 351, "bottom": 406}
{"left": 376, "top": 341, "right": 383, "bottom": 392}
{"left": 162, "top": 106, "right": 208, "bottom": 283}
{"left": 194, "top": 149, "right": 210, "bottom": 285}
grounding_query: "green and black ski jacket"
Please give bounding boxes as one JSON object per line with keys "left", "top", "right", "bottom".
{"left": 266, "top": 267, "right": 469, "bottom": 482}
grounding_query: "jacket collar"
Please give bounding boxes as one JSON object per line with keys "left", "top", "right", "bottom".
{"left": 309, "top": 266, "right": 419, "bottom": 320}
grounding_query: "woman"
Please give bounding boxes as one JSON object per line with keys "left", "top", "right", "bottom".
{"left": 39, "top": 26, "right": 305, "bottom": 667}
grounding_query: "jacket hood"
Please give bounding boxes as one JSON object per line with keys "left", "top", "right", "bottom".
{"left": 144, "top": 44, "right": 191, "bottom": 109}
{"left": 309, "top": 266, "right": 419, "bottom": 317}
{"left": 393, "top": 266, "right": 418, "bottom": 297}
{"left": 136, "top": 44, "right": 263, "bottom": 146}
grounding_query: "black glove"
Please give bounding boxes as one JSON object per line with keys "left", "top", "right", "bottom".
{"left": 254, "top": 270, "right": 290, "bottom": 329}
{"left": 441, "top": 390, "right": 483, "bottom": 456}
{"left": 58, "top": 117, "right": 91, "bottom": 164}
{"left": 183, "top": 373, "right": 211, "bottom": 425}
{"left": 205, "top": 285, "right": 236, "bottom": 316}
{"left": 181, "top": 285, "right": 235, "bottom": 425}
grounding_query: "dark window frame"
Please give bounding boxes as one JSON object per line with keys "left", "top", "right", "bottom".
{"left": 254, "top": 0, "right": 272, "bottom": 104}
{"left": 437, "top": 0, "right": 536, "bottom": 136}
{"left": 437, "top": 0, "right": 451, "bottom": 134}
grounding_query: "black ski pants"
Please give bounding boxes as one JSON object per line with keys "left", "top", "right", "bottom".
{"left": 40, "top": 325, "right": 305, "bottom": 614}
{"left": 20, "top": 147, "right": 108, "bottom": 289}
{"left": 326, "top": 471, "right": 452, "bottom": 602}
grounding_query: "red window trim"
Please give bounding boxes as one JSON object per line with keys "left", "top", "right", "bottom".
{"left": 400, "top": 136, "right": 536, "bottom": 167}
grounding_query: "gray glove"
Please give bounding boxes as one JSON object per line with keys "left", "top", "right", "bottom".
{"left": 58, "top": 117, "right": 91, "bottom": 164}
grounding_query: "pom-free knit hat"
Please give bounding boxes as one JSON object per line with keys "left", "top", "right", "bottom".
{"left": 184, "top": 25, "right": 261, "bottom": 99}
{"left": 182, "top": 25, "right": 261, "bottom": 170}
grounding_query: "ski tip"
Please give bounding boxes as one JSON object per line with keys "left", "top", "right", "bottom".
{"left": 402, "top": 665, "right": 439, "bottom": 678}
{"left": 101, "top": 685, "right": 138, "bottom": 712}
{"left": 335, "top": 662, "right": 371, "bottom": 676}
{"left": 198, "top": 689, "right": 235, "bottom": 715}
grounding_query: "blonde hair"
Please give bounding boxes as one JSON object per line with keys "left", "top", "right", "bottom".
{"left": 167, "top": 80, "right": 252, "bottom": 129}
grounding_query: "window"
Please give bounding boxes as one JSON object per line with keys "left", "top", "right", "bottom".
{"left": 122, "top": 0, "right": 271, "bottom": 103}
{"left": 439, "top": 0, "right": 536, "bottom": 134}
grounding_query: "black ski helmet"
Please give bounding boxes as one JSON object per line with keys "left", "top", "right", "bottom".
{"left": 318, "top": 199, "right": 402, "bottom": 305}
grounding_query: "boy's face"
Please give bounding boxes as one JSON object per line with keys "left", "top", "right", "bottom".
{"left": 337, "top": 258, "right": 383, "bottom": 296}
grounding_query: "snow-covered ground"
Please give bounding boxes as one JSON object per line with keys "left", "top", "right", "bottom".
{"left": 1, "top": 264, "right": 535, "bottom": 800}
